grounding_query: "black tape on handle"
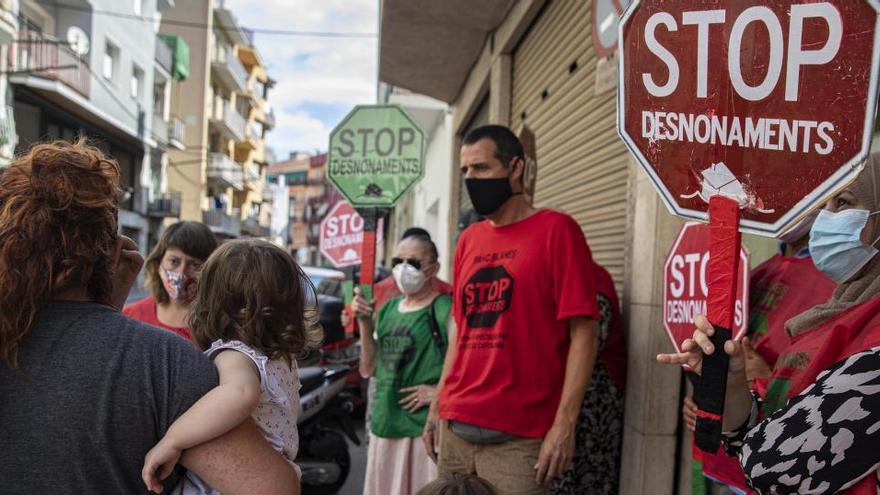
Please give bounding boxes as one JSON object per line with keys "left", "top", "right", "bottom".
{"left": 694, "top": 325, "right": 732, "bottom": 453}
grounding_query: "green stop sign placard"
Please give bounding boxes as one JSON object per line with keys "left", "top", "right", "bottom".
{"left": 327, "top": 105, "right": 425, "bottom": 207}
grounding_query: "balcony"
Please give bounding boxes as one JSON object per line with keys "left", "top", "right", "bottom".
{"left": 169, "top": 115, "right": 185, "bottom": 149}
{"left": 12, "top": 30, "right": 91, "bottom": 97}
{"left": 152, "top": 113, "right": 168, "bottom": 144}
{"left": 203, "top": 207, "right": 241, "bottom": 238}
{"left": 0, "top": 0, "right": 17, "bottom": 45}
{"left": 211, "top": 44, "right": 247, "bottom": 92}
{"left": 148, "top": 192, "right": 182, "bottom": 218}
{"left": 263, "top": 108, "right": 276, "bottom": 129}
{"left": 155, "top": 37, "right": 173, "bottom": 74}
{"left": 210, "top": 100, "right": 246, "bottom": 142}
{"left": 262, "top": 186, "right": 275, "bottom": 203}
{"left": 241, "top": 215, "right": 270, "bottom": 237}
{"left": 246, "top": 163, "right": 261, "bottom": 184}
{"left": 0, "top": 104, "right": 15, "bottom": 149}
{"left": 207, "top": 152, "right": 244, "bottom": 191}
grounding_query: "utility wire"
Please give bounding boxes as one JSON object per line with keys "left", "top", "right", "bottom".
{"left": 35, "top": 1, "right": 377, "bottom": 38}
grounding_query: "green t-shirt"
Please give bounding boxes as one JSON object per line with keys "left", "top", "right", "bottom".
{"left": 371, "top": 294, "right": 451, "bottom": 438}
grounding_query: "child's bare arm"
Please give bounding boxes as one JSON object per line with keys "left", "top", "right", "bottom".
{"left": 142, "top": 350, "right": 261, "bottom": 493}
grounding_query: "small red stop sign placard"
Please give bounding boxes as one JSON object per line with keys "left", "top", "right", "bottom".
{"left": 319, "top": 201, "right": 384, "bottom": 268}
{"left": 663, "top": 223, "right": 750, "bottom": 356}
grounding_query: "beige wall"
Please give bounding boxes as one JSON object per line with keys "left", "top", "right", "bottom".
{"left": 163, "top": 0, "right": 212, "bottom": 222}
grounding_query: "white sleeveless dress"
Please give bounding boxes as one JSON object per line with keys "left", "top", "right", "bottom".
{"left": 173, "top": 339, "right": 301, "bottom": 494}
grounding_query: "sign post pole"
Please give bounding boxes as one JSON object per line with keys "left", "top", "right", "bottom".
{"left": 355, "top": 208, "right": 382, "bottom": 302}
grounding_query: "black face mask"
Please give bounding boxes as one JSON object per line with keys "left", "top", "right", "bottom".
{"left": 465, "top": 177, "right": 522, "bottom": 216}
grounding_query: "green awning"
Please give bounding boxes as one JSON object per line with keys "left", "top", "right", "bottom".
{"left": 159, "top": 34, "right": 190, "bottom": 81}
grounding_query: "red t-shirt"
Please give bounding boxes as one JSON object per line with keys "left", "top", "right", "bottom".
{"left": 440, "top": 209, "right": 599, "bottom": 438}
{"left": 748, "top": 254, "right": 836, "bottom": 366}
{"left": 123, "top": 296, "right": 193, "bottom": 342}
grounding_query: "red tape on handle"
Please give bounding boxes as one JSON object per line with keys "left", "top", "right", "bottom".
{"left": 361, "top": 229, "right": 377, "bottom": 287}
{"left": 695, "top": 196, "right": 741, "bottom": 455}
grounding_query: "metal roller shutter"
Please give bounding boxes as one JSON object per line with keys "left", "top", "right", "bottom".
{"left": 510, "top": 0, "right": 630, "bottom": 294}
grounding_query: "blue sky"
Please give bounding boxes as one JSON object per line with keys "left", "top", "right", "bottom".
{"left": 225, "top": 0, "right": 379, "bottom": 160}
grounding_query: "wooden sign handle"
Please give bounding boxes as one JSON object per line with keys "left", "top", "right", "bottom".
{"left": 694, "top": 196, "right": 741, "bottom": 454}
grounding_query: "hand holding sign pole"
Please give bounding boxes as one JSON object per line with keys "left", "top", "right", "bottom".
{"left": 618, "top": 0, "right": 880, "bottom": 475}
{"left": 327, "top": 105, "right": 425, "bottom": 300}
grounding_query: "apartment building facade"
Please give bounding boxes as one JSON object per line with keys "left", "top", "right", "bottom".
{"left": 268, "top": 152, "right": 340, "bottom": 267}
{"left": 161, "top": 0, "right": 275, "bottom": 240}
{"left": 11, "top": 0, "right": 186, "bottom": 254}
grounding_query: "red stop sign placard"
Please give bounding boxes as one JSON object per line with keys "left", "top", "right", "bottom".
{"left": 618, "top": 1, "right": 880, "bottom": 236}
{"left": 319, "top": 201, "right": 384, "bottom": 268}
{"left": 664, "top": 223, "right": 750, "bottom": 355}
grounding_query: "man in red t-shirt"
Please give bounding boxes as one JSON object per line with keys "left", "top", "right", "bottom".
{"left": 423, "top": 125, "right": 600, "bottom": 494}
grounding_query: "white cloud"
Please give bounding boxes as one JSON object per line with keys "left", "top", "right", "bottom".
{"left": 273, "top": 111, "right": 332, "bottom": 158}
{"left": 224, "top": 0, "right": 378, "bottom": 157}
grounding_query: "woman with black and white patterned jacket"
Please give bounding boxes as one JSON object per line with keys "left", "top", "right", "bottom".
{"left": 658, "top": 153, "right": 880, "bottom": 495}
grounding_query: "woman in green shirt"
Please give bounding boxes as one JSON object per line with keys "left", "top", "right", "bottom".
{"left": 352, "top": 234, "right": 451, "bottom": 495}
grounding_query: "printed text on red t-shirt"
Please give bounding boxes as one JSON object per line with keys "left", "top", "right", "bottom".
{"left": 462, "top": 249, "right": 518, "bottom": 340}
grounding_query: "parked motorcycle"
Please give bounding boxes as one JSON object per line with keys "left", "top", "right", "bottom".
{"left": 296, "top": 362, "right": 360, "bottom": 494}
{"left": 318, "top": 294, "right": 367, "bottom": 418}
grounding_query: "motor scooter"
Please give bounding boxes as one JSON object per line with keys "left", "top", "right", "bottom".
{"left": 296, "top": 361, "right": 360, "bottom": 494}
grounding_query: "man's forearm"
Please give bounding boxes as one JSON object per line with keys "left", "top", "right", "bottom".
{"left": 554, "top": 317, "right": 598, "bottom": 426}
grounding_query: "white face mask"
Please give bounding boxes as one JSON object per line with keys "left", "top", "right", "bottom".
{"left": 393, "top": 262, "right": 427, "bottom": 295}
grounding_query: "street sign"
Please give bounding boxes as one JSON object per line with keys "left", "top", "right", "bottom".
{"left": 663, "top": 222, "right": 750, "bottom": 358}
{"left": 326, "top": 105, "right": 425, "bottom": 208}
{"left": 319, "top": 201, "right": 384, "bottom": 268}
{"left": 618, "top": 1, "right": 880, "bottom": 236}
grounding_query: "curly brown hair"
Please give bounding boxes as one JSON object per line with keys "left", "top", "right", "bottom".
{"left": 188, "top": 239, "right": 322, "bottom": 363}
{"left": 143, "top": 221, "right": 218, "bottom": 304}
{"left": 0, "top": 139, "right": 121, "bottom": 368}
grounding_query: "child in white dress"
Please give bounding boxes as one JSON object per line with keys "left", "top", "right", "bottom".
{"left": 141, "top": 239, "right": 321, "bottom": 494}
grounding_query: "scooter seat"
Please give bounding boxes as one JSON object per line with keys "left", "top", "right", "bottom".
{"left": 298, "top": 367, "right": 325, "bottom": 396}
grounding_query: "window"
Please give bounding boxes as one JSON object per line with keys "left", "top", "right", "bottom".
{"left": 103, "top": 41, "right": 119, "bottom": 81}
{"left": 133, "top": 0, "right": 143, "bottom": 15}
{"left": 131, "top": 68, "right": 144, "bottom": 100}
{"left": 131, "top": 65, "right": 144, "bottom": 99}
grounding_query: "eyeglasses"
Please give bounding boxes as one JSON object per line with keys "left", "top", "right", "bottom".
{"left": 391, "top": 257, "right": 422, "bottom": 270}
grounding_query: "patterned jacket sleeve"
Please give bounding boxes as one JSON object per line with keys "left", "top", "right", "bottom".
{"left": 727, "top": 347, "right": 880, "bottom": 494}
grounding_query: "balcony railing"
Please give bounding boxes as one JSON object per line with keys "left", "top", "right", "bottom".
{"left": 241, "top": 214, "right": 270, "bottom": 237}
{"left": 155, "top": 37, "right": 173, "bottom": 73}
{"left": 247, "top": 163, "right": 261, "bottom": 183}
{"left": 0, "top": 104, "right": 15, "bottom": 148}
{"left": 148, "top": 192, "right": 182, "bottom": 218}
{"left": 169, "top": 115, "right": 185, "bottom": 148}
{"left": 210, "top": 100, "right": 246, "bottom": 142}
{"left": 263, "top": 108, "right": 276, "bottom": 129}
{"left": 203, "top": 207, "right": 241, "bottom": 238}
{"left": 262, "top": 186, "right": 275, "bottom": 203}
{"left": 13, "top": 29, "right": 91, "bottom": 97}
{"left": 211, "top": 44, "right": 247, "bottom": 91}
{"left": 207, "top": 152, "right": 244, "bottom": 191}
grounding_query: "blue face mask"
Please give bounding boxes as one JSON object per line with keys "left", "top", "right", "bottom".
{"left": 809, "top": 209, "right": 880, "bottom": 283}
